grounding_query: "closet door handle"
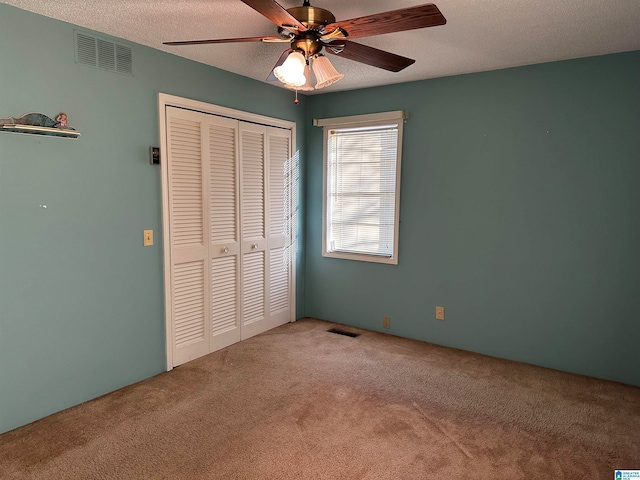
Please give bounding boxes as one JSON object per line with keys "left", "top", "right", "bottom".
{"left": 223, "top": 247, "right": 229, "bottom": 254}
{"left": 252, "top": 243, "right": 258, "bottom": 250}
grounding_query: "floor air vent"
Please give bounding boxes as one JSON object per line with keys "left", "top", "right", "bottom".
{"left": 75, "top": 31, "right": 133, "bottom": 75}
{"left": 327, "top": 328, "right": 360, "bottom": 338}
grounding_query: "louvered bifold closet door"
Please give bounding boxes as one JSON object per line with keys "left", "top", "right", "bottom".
{"left": 239, "top": 123, "right": 268, "bottom": 340}
{"left": 164, "top": 101, "right": 294, "bottom": 367}
{"left": 208, "top": 116, "right": 242, "bottom": 352}
{"left": 266, "top": 127, "right": 292, "bottom": 328}
{"left": 166, "top": 107, "right": 210, "bottom": 366}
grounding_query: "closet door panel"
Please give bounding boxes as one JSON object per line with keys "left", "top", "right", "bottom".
{"left": 266, "top": 128, "right": 292, "bottom": 325}
{"left": 242, "top": 251, "right": 266, "bottom": 323}
{"left": 208, "top": 117, "right": 241, "bottom": 351}
{"left": 269, "top": 247, "right": 289, "bottom": 315}
{"left": 173, "top": 260, "right": 207, "bottom": 351}
{"left": 166, "top": 107, "right": 210, "bottom": 365}
{"left": 240, "top": 123, "right": 267, "bottom": 338}
{"left": 240, "top": 125, "right": 266, "bottom": 242}
{"left": 210, "top": 254, "right": 239, "bottom": 349}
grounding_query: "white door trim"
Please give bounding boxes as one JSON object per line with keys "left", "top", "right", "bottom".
{"left": 159, "top": 93, "right": 297, "bottom": 371}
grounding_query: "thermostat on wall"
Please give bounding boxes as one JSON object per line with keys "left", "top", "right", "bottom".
{"left": 149, "top": 146, "right": 160, "bottom": 165}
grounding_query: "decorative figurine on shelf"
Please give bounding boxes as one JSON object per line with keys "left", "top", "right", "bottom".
{"left": 0, "top": 112, "right": 80, "bottom": 137}
{"left": 55, "top": 113, "right": 68, "bottom": 129}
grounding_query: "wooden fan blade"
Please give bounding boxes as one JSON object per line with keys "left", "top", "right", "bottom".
{"left": 327, "top": 3, "right": 446, "bottom": 40}
{"left": 325, "top": 40, "right": 415, "bottom": 72}
{"left": 266, "top": 48, "right": 292, "bottom": 82}
{"left": 164, "top": 36, "right": 286, "bottom": 46}
{"left": 240, "top": 0, "right": 307, "bottom": 31}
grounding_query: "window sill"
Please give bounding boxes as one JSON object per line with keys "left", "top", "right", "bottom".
{"left": 322, "top": 250, "right": 398, "bottom": 265}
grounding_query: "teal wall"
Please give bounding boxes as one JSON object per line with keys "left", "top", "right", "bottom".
{"left": 305, "top": 51, "right": 640, "bottom": 387}
{"left": 0, "top": 4, "right": 306, "bottom": 434}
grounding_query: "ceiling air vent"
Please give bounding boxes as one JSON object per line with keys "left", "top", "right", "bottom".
{"left": 75, "top": 31, "right": 133, "bottom": 75}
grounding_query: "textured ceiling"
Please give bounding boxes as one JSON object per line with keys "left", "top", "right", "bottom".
{"left": 3, "top": 0, "right": 640, "bottom": 93}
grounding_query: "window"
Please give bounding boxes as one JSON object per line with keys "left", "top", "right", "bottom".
{"left": 316, "top": 111, "right": 405, "bottom": 264}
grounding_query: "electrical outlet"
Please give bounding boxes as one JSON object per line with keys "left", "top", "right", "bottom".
{"left": 383, "top": 316, "right": 390, "bottom": 329}
{"left": 436, "top": 306, "right": 445, "bottom": 321}
{"left": 143, "top": 229, "right": 153, "bottom": 246}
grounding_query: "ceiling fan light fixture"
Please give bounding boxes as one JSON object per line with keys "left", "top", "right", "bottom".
{"left": 312, "top": 54, "right": 344, "bottom": 89}
{"left": 274, "top": 51, "right": 307, "bottom": 87}
{"left": 285, "top": 64, "right": 315, "bottom": 91}
{"left": 165, "top": 2, "right": 447, "bottom": 94}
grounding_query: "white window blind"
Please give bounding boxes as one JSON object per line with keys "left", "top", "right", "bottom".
{"left": 317, "top": 111, "right": 404, "bottom": 265}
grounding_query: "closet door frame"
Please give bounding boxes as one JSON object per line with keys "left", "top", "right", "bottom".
{"left": 159, "top": 93, "right": 297, "bottom": 371}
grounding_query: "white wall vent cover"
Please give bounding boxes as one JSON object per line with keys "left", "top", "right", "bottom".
{"left": 75, "top": 31, "right": 133, "bottom": 75}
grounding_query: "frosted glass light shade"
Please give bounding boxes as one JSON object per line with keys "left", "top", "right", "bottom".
{"left": 285, "top": 64, "right": 315, "bottom": 91}
{"left": 312, "top": 55, "right": 344, "bottom": 89}
{"left": 274, "top": 51, "right": 306, "bottom": 87}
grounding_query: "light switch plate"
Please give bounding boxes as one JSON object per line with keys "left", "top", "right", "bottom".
{"left": 143, "top": 229, "right": 153, "bottom": 246}
{"left": 436, "top": 306, "right": 445, "bottom": 321}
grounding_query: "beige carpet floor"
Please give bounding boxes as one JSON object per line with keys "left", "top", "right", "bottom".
{"left": 1, "top": 318, "right": 639, "bottom": 479}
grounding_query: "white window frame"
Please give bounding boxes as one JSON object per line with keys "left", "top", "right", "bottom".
{"left": 315, "top": 110, "right": 405, "bottom": 265}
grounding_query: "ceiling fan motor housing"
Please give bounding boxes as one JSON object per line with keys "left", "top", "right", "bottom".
{"left": 285, "top": 4, "right": 336, "bottom": 58}
{"left": 287, "top": 5, "right": 335, "bottom": 28}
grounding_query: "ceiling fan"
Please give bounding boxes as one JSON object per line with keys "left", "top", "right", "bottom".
{"left": 164, "top": 0, "right": 446, "bottom": 92}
